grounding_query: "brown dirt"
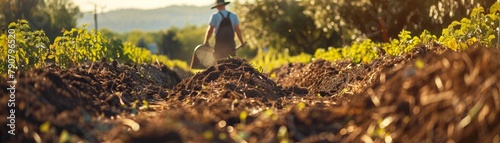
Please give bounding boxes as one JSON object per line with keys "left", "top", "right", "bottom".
{"left": 1, "top": 44, "right": 499, "bottom": 143}
{"left": 347, "top": 46, "right": 500, "bottom": 142}
{"left": 0, "top": 60, "right": 180, "bottom": 142}
{"left": 169, "top": 58, "right": 285, "bottom": 102}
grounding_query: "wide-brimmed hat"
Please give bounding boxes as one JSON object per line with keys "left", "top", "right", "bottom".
{"left": 211, "top": 0, "right": 230, "bottom": 9}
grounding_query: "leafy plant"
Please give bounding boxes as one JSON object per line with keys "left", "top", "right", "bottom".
{"left": 1, "top": 20, "right": 190, "bottom": 75}
{"left": 251, "top": 48, "right": 312, "bottom": 73}
{"left": 251, "top": 2, "right": 499, "bottom": 72}
{"left": 0, "top": 20, "right": 50, "bottom": 72}
{"left": 439, "top": 2, "right": 500, "bottom": 50}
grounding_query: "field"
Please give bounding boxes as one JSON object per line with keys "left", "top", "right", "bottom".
{"left": 1, "top": 42, "right": 500, "bottom": 142}
{"left": 1, "top": 2, "right": 500, "bottom": 143}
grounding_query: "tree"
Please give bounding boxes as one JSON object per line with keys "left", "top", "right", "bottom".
{"left": 234, "top": 0, "right": 495, "bottom": 53}
{"left": 42, "top": 0, "right": 81, "bottom": 41}
{"left": 174, "top": 25, "right": 207, "bottom": 58}
{"left": 136, "top": 38, "right": 148, "bottom": 48}
{"left": 0, "top": 0, "right": 44, "bottom": 28}
{"left": 302, "top": 0, "right": 496, "bottom": 42}
{"left": 233, "top": 0, "right": 343, "bottom": 55}
{"left": 99, "top": 28, "right": 122, "bottom": 40}
{"left": 124, "top": 30, "right": 156, "bottom": 45}
{"left": 157, "top": 28, "right": 182, "bottom": 58}
{"left": 0, "top": 0, "right": 81, "bottom": 41}
{"left": 156, "top": 25, "right": 207, "bottom": 62}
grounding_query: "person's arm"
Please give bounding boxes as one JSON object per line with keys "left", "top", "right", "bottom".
{"left": 234, "top": 24, "right": 245, "bottom": 45}
{"left": 232, "top": 13, "right": 245, "bottom": 47}
{"left": 204, "top": 26, "right": 215, "bottom": 45}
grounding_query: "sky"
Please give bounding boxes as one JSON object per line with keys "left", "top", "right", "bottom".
{"left": 71, "top": 0, "right": 214, "bottom": 12}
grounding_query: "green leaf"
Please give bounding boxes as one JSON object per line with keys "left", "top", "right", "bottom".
{"left": 39, "top": 121, "right": 51, "bottom": 133}
{"left": 297, "top": 102, "right": 306, "bottom": 110}
{"left": 59, "top": 130, "right": 71, "bottom": 143}
{"left": 487, "top": 35, "right": 496, "bottom": 42}
{"left": 277, "top": 126, "right": 288, "bottom": 139}
{"left": 239, "top": 111, "right": 248, "bottom": 124}
{"left": 140, "top": 100, "right": 149, "bottom": 110}
{"left": 203, "top": 130, "right": 214, "bottom": 140}
{"left": 471, "top": 6, "right": 484, "bottom": 18}
{"left": 490, "top": 2, "right": 500, "bottom": 14}
{"left": 449, "top": 21, "right": 461, "bottom": 29}
{"left": 415, "top": 59, "right": 425, "bottom": 69}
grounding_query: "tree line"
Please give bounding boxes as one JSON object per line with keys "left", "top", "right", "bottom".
{"left": 232, "top": 0, "right": 496, "bottom": 55}
{"left": 2, "top": 0, "right": 495, "bottom": 64}
{"left": 0, "top": 0, "right": 80, "bottom": 41}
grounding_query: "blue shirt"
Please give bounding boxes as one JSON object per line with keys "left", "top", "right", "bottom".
{"left": 208, "top": 10, "right": 240, "bottom": 35}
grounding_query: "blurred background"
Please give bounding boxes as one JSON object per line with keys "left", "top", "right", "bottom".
{"left": 0, "top": 0, "right": 495, "bottom": 63}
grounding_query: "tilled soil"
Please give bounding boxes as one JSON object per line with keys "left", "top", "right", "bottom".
{"left": 1, "top": 44, "right": 499, "bottom": 143}
{"left": 347, "top": 47, "right": 500, "bottom": 142}
{"left": 0, "top": 61, "right": 180, "bottom": 142}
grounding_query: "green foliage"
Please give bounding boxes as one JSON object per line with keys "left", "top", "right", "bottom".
{"left": 51, "top": 26, "right": 189, "bottom": 69}
{"left": 175, "top": 25, "right": 208, "bottom": 53}
{"left": 43, "top": 0, "right": 82, "bottom": 41}
{"left": 0, "top": 0, "right": 43, "bottom": 27}
{"left": 52, "top": 26, "right": 108, "bottom": 67}
{"left": 233, "top": 0, "right": 343, "bottom": 55}
{"left": 159, "top": 25, "right": 207, "bottom": 62}
{"left": 301, "top": 0, "right": 495, "bottom": 42}
{"left": 313, "top": 29, "right": 423, "bottom": 64}
{"left": 2, "top": 3, "right": 498, "bottom": 76}
{"left": 124, "top": 30, "right": 157, "bottom": 47}
{"left": 235, "top": 0, "right": 495, "bottom": 57}
{"left": 156, "top": 28, "right": 181, "bottom": 58}
{"left": 1, "top": 20, "right": 51, "bottom": 71}
{"left": 249, "top": 29, "right": 421, "bottom": 71}
{"left": 382, "top": 30, "right": 422, "bottom": 56}
{"left": 1, "top": 20, "right": 189, "bottom": 75}
{"left": 99, "top": 28, "right": 123, "bottom": 40}
{"left": 251, "top": 48, "right": 312, "bottom": 73}
{"left": 251, "top": 2, "right": 499, "bottom": 72}
{"left": 439, "top": 2, "right": 500, "bottom": 50}
{"left": 314, "top": 48, "right": 343, "bottom": 62}
{"left": 0, "top": 0, "right": 82, "bottom": 42}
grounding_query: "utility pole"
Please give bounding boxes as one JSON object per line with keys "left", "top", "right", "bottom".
{"left": 94, "top": 4, "right": 98, "bottom": 32}
{"left": 88, "top": 1, "right": 105, "bottom": 34}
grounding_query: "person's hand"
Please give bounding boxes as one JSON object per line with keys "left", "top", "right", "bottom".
{"left": 203, "top": 41, "right": 210, "bottom": 46}
{"left": 236, "top": 42, "right": 246, "bottom": 50}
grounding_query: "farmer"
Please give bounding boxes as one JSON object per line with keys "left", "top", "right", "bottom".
{"left": 203, "top": 0, "right": 245, "bottom": 60}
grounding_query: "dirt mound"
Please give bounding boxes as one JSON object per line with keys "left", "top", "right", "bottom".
{"left": 58, "top": 61, "right": 180, "bottom": 103}
{"left": 0, "top": 61, "right": 181, "bottom": 142}
{"left": 169, "top": 58, "right": 284, "bottom": 102}
{"left": 0, "top": 70, "right": 104, "bottom": 142}
{"left": 106, "top": 58, "right": 287, "bottom": 142}
{"left": 271, "top": 44, "right": 446, "bottom": 98}
{"left": 271, "top": 59, "right": 362, "bottom": 97}
{"left": 345, "top": 47, "right": 500, "bottom": 142}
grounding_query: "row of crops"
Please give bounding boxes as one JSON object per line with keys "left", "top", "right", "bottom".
{"left": 1, "top": 3, "right": 499, "bottom": 74}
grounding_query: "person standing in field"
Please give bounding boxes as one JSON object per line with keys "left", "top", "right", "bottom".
{"left": 203, "top": 0, "right": 245, "bottom": 60}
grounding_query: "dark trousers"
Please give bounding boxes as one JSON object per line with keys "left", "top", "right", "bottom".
{"left": 213, "top": 39, "right": 236, "bottom": 60}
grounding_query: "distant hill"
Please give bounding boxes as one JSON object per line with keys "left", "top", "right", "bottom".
{"left": 77, "top": 5, "right": 213, "bottom": 33}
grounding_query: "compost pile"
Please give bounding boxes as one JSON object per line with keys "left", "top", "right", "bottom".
{"left": 346, "top": 47, "right": 500, "bottom": 142}
{"left": 0, "top": 60, "right": 180, "bottom": 142}
{"left": 1, "top": 45, "right": 499, "bottom": 143}
{"left": 169, "top": 58, "right": 284, "bottom": 102}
